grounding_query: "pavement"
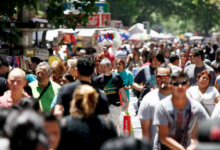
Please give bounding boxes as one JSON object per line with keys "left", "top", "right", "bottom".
{"left": 128, "top": 90, "right": 142, "bottom": 139}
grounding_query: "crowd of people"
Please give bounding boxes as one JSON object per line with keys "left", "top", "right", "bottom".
{"left": 0, "top": 40, "right": 220, "bottom": 150}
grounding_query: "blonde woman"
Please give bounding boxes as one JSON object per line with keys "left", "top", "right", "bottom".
{"left": 67, "top": 58, "right": 78, "bottom": 80}
{"left": 57, "top": 85, "right": 117, "bottom": 150}
{"left": 50, "top": 61, "right": 66, "bottom": 84}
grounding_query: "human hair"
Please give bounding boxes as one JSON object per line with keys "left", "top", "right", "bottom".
{"left": 30, "top": 57, "right": 41, "bottom": 65}
{"left": 61, "top": 73, "right": 74, "bottom": 82}
{"left": 133, "top": 52, "right": 140, "bottom": 60}
{"left": 170, "top": 72, "right": 188, "bottom": 83}
{"left": 50, "top": 61, "right": 66, "bottom": 76}
{"left": 215, "top": 49, "right": 220, "bottom": 62}
{"left": 0, "top": 56, "right": 9, "bottom": 67}
{"left": 115, "top": 58, "right": 125, "bottom": 68}
{"left": 70, "top": 85, "right": 99, "bottom": 118}
{"left": 169, "top": 54, "right": 180, "bottom": 63}
{"left": 100, "top": 136, "right": 152, "bottom": 150}
{"left": 19, "top": 97, "right": 40, "bottom": 111}
{"left": 213, "top": 44, "right": 218, "bottom": 51}
{"left": 148, "top": 49, "right": 165, "bottom": 63}
{"left": 77, "top": 56, "right": 95, "bottom": 76}
{"left": 36, "top": 62, "right": 51, "bottom": 74}
{"left": 156, "top": 64, "right": 172, "bottom": 75}
{"left": 100, "top": 58, "right": 111, "bottom": 67}
{"left": 94, "top": 53, "right": 105, "bottom": 62}
{"left": 67, "top": 59, "right": 78, "bottom": 69}
{"left": 4, "top": 109, "right": 49, "bottom": 150}
{"left": 103, "top": 45, "right": 109, "bottom": 49}
{"left": 212, "top": 63, "right": 220, "bottom": 73}
{"left": 204, "top": 44, "right": 211, "bottom": 54}
{"left": 0, "top": 107, "right": 11, "bottom": 135}
{"left": 190, "top": 47, "right": 204, "bottom": 61}
{"left": 47, "top": 48, "right": 53, "bottom": 55}
{"left": 42, "top": 112, "right": 59, "bottom": 125}
{"left": 197, "top": 70, "right": 212, "bottom": 81}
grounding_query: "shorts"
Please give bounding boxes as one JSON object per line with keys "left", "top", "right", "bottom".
{"left": 108, "top": 105, "right": 122, "bottom": 126}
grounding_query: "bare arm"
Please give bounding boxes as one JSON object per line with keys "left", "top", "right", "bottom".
{"left": 140, "top": 120, "right": 151, "bottom": 140}
{"left": 126, "top": 54, "right": 131, "bottom": 64}
{"left": 112, "top": 61, "right": 116, "bottom": 70}
{"left": 119, "top": 88, "right": 129, "bottom": 109}
{"left": 186, "top": 123, "right": 198, "bottom": 150}
{"left": 131, "top": 82, "right": 146, "bottom": 92}
{"left": 214, "top": 78, "right": 219, "bottom": 91}
{"left": 158, "top": 125, "right": 185, "bottom": 150}
{"left": 214, "top": 96, "right": 220, "bottom": 103}
{"left": 54, "top": 104, "right": 64, "bottom": 118}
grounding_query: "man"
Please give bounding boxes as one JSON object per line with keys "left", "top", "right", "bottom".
{"left": 0, "top": 77, "right": 7, "bottom": 96}
{"left": 153, "top": 72, "right": 209, "bottom": 150}
{"left": 135, "top": 49, "right": 165, "bottom": 90}
{"left": 184, "top": 47, "right": 215, "bottom": 86}
{"left": 43, "top": 112, "right": 61, "bottom": 150}
{"left": 0, "top": 56, "right": 12, "bottom": 79}
{"left": 54, "top": 56, "right": 109, "bottom": 118}
{"left": 138, "top": 64, "right": 172, "bottom": 149}
{"left": 176, "top": 43, "right": 185, "bottom": 56}
{"left": 96, "top": 58, "right": 129, "bottom": 128}
{"left": 168, "top": 54, "right": 182, "bottom": 73}
{"left": 101, "top": 45, "right": 116, "bottom": 69}
{"left": 79, "top": 49, "right": 86, "bottom": 56}
{"left": 29, "top": 62, "right": 60, "bottom": 112}
{"left": 115, "top": 45, "right": 127, "bottom": 62}
{"left": 0, "top": 68, "right": 30, "bottom": 107}
{"left": 29, "top": 57, "right": 41, "bottom": 72}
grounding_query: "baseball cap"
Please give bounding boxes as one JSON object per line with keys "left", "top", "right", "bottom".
{"left": 197, "top": 119, "right": 220, "bottom": 150}
{"left": 79, "top": 49, "right": 86, "bottom": 54}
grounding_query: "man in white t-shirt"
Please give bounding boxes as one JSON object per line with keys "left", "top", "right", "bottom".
{"left": 138, "top": 64, "right": 172, "bottom": 149}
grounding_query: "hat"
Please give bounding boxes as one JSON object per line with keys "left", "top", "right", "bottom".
{"left": 197, "top": 119, "right": 220, "bottom": 150}
{"left": 79, "top": 49, "right": 86, "bottom": 54}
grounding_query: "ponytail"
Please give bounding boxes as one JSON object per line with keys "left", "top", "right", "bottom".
{"left": 70, "top": 85, "right": 99, "bottom": 118}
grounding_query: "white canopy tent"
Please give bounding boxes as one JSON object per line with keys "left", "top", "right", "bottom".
{"left": 46, "top": 29, "right": 77, "bottom": 41}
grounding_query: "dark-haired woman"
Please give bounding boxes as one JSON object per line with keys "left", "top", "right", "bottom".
{"left": 213, "top": 63, "right": 220, "bottom": 92}
{"left": 127, "top": 52, "right": 143, "bottom": 72}
{"left": 211, "top": 48, "right": 220, "bottom": 65}
{"left": 187, "top": 70, "right": 220, "bottom": 116}
{"left": 57, "top": 85, "right": 117, "bottom": 150}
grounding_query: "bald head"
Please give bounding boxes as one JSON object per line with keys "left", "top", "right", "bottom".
{"left": 8, "top": 68, "right": 26, "bottom": 80}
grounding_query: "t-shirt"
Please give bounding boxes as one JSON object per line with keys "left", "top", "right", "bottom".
{"left": 57, "top": 115, "right": 117, "bottom": 150}
{"left": 56, "top": 80, "right": 109, "bottom": 116}
{"left": 0, "top": 77, "right": 7, "bottom": 96}
{"left": 184, "top": 59, "right": 211, "bottom": 68}
{"left": 114, "top": 69, "right": 134, "bottom": 102}
{"left": 26, "top": 74, "right": 37, "bottom": 83}
{"left": 187, "top": 86, "right": 219, "bottom": 116}
{"left": 29, "top": 80, "right": 60, "bottom": 112}
{"left": 211, "top": 102, "right": 220, "bottom": 119}
{"left": 138, "top": 89, "right": 171, "bottom": 150}
{"left": 96, "top": 72, "right": 124, "bottom": 106}
{"left": 134, "top": 65, "right": 156, "bottom": 88}
{"left": 48, "top": 55, "right": 61, "bottom": 65}
{"left": 153, "top": 97, "right": 209, "bottom": 149}
{"left": 115, "top": 50, "right": 127, "bottom": 62}
{"left": 101, "top": 52, "right": 115, "bottom": 67}
{"left": 0, "top": 90, "right": 30, "bottom": 108}
{"left": 184, "top": 64, "right": 216, "bottom": 86}
{"left": 91, "top": 69, "right": 101, "bottom": 86}
{"left": 168, "top": 64, "right": 182, "bottom": 74}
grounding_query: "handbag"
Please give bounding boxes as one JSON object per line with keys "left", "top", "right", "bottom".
{"left": 38, "top": 82, "right": 51, "bottom": 99}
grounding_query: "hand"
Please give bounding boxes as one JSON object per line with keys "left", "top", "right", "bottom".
{"left": 124, "top": 86, "right": 131, "bottom": 89}
{"left": 139, "top": 85, "right": 146, "bottom": 92}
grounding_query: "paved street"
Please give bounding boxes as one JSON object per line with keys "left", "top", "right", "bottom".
{"left": 128, "top": 90, "right": 142, "bottom": 139}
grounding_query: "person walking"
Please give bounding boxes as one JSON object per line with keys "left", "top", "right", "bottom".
{"left": 101, "top": 45, "right": 116, "bottom": 69}
{"left": 153, "top": 72, "right": 209, "bottom": 150}
{"left": 138, "top": 64, "right": 172, "bottom": 149}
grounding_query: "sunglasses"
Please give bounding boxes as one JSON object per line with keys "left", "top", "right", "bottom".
{"left": 189, "top": 55, "right": 195, "bottom": 59}
{"left": 156, "top": 75, "right": 170, "bottom": 79}
{"left": 172, "top": 80, "right": 187, "bottom": 86}
{"left": 96, "top": 60, "right": 101, "bottom": 63}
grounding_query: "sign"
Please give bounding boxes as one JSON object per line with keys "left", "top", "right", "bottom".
{"left": 101, "top": 13, "right": 111, "bottom": 27}
{"left": 143, "top": 21, "right": 150, "bottom": 34}
{"left": 24, "top": 49, "right": 36, "bottom": 57}
{"left": 133, "top": 67, "right": 140, "bottom": 77}
{"left": 35, "top": 49, "right": 49, "bottom": 61}
{"left": 96, "top": 2, "right": 109, "bottom": 13}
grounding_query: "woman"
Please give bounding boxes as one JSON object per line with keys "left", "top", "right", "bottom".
{"left": 127, "top": 52, "right": 143, "bottom": 72}
{"left": 179, "top": 52, "right": 187, "bottom": 69}
{"left": 187, "top": 70, "right": 220, "bottom": 116}
{"left": 67, "top": 58, "right": 78, "bottom": 80}
{"left": 50, "top": 61, "right": 66, "bottom": 84}
{"left": 211, "top": 48, "right": 220, "bottom": 65}
{"left": 57, "top": 85, "right": 117, "bottom": 150}
{"left": 91, "top": 53, "right": 105, "bottom": 86}
{"left": 126, "top": 47, "right": 139, "bottom": 68}
{"left": 213, "top": 63, "right": 220, "bottom": 92}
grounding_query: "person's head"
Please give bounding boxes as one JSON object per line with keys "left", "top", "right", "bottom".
{"left": 100, "top": 58, "right": 111, "bottom": 75}
{"left": 36, "top": 62, "right": 51, "bottom": 83}
{"left": 178, "top": 43, "right": 183, "bottom": 49}
{"left": 7, "top": 68, "right": 27, "bottom": 93}
{"left": 50, "top": 61, "right": 66, "bottom": 84}
{"left": 190, "top": 47, "right": 204, "bottom": 64}
{"left": 103, "top": 45, "right": 109, "bottom": 54}
{"left": 19, "top": 97, "right": 40, "bottom": 111}
{"left": 215, "top": 49, "right": 220, "bottom": 62}
{"left": 180, "top": 52, "right": 187, "bottom": 63}
{"left": 169, "top": 54, "right": 180, "bottom": 66}
{"left": 169, "top": 72, "right": 189, "bottom": 98}
{"left": 60, "top": 73, "right": 74, "bottom": 85}
{"left": 149, "top": 43, "right": 155, "bottom": 50}
{"left": 53, "top": 45, "right": 59, "bottom": 51}
{"left": 0, "top": 56, "right": 10, "bottom": 75}
{"left": 213, "top": 44, "right": 218, "bottom": 51}
{"left": 67, "top": 58, "right": 78, "bottom": 79}
{"left": 29, "top": 57, "right": 41, "bottom": 71}
{"left": 0, "top": 107, "right": 11, "bottom": 135}
{"left": 94, "top": 53, "right": 105, "bottom": 70}
{"left": 100, "top": 136, "right": 152, "bottom": 150}
{"left": 79, "top": 49, "right": 86, "bottom": 56}
{"left": 70, "top": 85, "right": 99, "bottom": 118}
{"left": 205, "top": 44, "right": 211, "bottom": 54}
{"left": 42, "top": 112, "right": 60, "bottom": 150}
{"left": 77, "top": 56, "right": 95, "bottom": 77}
{"left": 131, "top": 47, "right": 139, "bottom": 55}
{"left": 197, "top": 70, "right": 212, "bottom": 89}
{"left": 116, "top": 58, "right": 126, "bottom": 71}
{"left": 4, "top": 109, "right": 48, "bottom": 150}
{"left": 148, "top": 49, "right": 165, "bottom": 68}
{"left": 134, "top": 52, "right": 140, "bottom": 61}
{"left": 165, "top": 50, "right": 171, "bottom": 58}
{"left": 155, "top": 64, "right": 172, "bottom": 90}
{"left": 212, "top": 63, "right": 220, "bottom": 77}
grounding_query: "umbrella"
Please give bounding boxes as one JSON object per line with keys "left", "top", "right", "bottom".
{"left": 130, "top": 33, "right": 150, "bottom": 41}
{"left": 121, "top": 33, "right": 130, "bottom": 39}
